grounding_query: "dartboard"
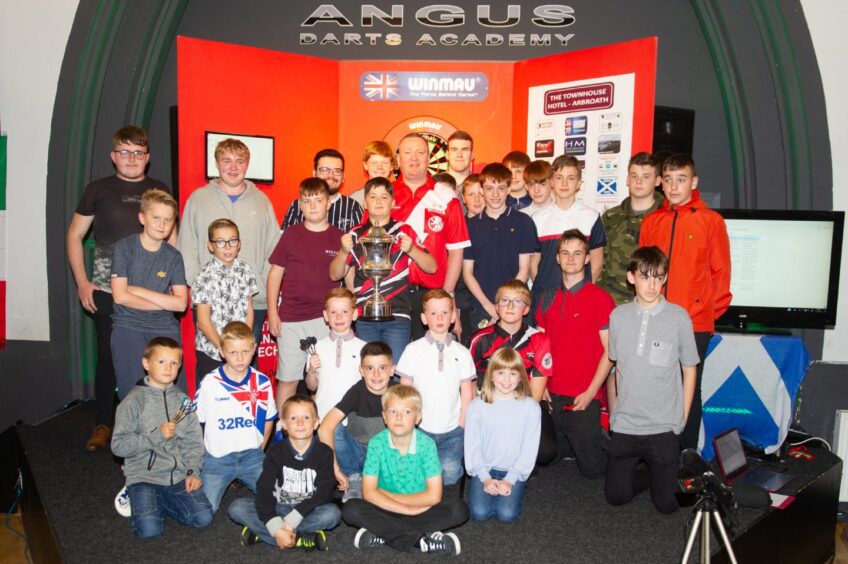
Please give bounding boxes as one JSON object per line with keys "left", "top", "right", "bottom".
{"left": 394, "top": 132, "right": 449, "bottom": 178}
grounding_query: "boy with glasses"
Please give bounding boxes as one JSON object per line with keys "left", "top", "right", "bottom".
{"left": 191, "top": 218, "right": 258, "bottom": 381}
{"left": 469, "top": 279, "right": 557, "bottom": 465}
{"left": 281, "top": 148, "right": 363, "bottom": 233}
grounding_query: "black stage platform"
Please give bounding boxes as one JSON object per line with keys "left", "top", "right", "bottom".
{"left": 14, "top": 403, "right": 839, "bottom": 563}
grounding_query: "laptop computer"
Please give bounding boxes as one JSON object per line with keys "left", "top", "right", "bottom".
{"left": 713, "top": 428, "right": 793, "bottom": 492}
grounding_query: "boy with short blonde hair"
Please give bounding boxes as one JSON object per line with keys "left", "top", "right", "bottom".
{"left": 228, "top": 395, "right": 341, "bottom": 550}
{"left": 110, "top": 188, "right": 187, "bottom": 398}
{"left": 112, "top": 337, "right": 212, "bottom": 538}
{"left": 398, "top": 290, "right": 476, "bottom": 486}
{"left": 194, "top": 321, "right": 277, "bottom": 513}
{"left": 342, "top": 385, "right": 469, "bottom": 555}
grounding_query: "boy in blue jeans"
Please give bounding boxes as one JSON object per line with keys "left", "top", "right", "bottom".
{"left": 398, "top": 289, "right": 475, "bottom": 486}
{"left": 228, "top": 395, "right": 341, "bottom": 550}
{"left": 342, "top": 385, "right": 468, "bottom": 555}
{"left": 110, "top": 188, "right": 187, "bottom": 397}
{"left": 195, "top": 321, "right": 277, "bottom": 513}
{"left": 318, "top": 341, "right": 395, "bottom": 501}
{"left": 329, "top": 176, "right": 436, "bottom": 364}
{"left": 111, "top": 337, "right": 212, "bottom": 538}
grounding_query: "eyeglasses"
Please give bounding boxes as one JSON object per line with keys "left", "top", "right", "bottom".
{"left": 317, "top": 166, "right": 344, "bottom": 177}
{"left": 497, "top": 298, "right": 527, "bottom": 308}
{"left": 113, "top": 149, "right": 148, "bottom": 159}
{"left": 210, "top": 238, "right": 240, "bottom": 248}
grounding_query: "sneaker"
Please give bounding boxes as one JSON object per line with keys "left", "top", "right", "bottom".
{"left": 295, "top": 530, "right": 328, "bottom": 551}
{"left": 342, "top": 473, "right": 363, "bottom": 503}
{"left": 86, "top": 424, "right": 112, "bottom": 451}
{"left": 114, "top": 486, "right": 131, "bottom": 517}
{"left": 354, "top": 528, "right": 386, "bottom": 549}
{"left": 240, "top": 526, "right": 261, "bottom": 546}
{"left": 419, "top": 531, "right": 461, "bottom": 555}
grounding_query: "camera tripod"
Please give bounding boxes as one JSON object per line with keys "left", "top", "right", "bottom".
{"left": 680, "top": 496, "right": 738, "bottom": 564}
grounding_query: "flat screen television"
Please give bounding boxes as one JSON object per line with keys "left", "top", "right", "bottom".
{"left": 715, "top": 209, "right": 844, "bottom": 330}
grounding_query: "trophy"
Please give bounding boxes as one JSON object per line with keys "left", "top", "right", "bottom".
{"left": 358, "top": 224, "right": 396, "bottom": 321}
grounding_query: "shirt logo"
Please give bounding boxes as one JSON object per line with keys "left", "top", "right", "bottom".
{"left": 427, "top": 215, "right": 444, "bottom": 233}
{"left": 156, "top": 271, "right": 167, "bottom": 278}
{"left": 542, "top": 353, "right": 553, "bottom": 370}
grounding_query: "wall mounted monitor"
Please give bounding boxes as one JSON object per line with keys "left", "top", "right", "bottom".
{"left": 205, "top": 131, "right": 274, "bottom": 184}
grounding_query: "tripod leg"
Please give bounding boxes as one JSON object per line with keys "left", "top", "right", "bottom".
{"left": 701, "top": 508, "right": 711, "bottom": 563}
{"left": 681, "top": 510, "right": 704, "bottom": 564}
{"left": 711, "top": 511, "right": 738, "bottom": 564}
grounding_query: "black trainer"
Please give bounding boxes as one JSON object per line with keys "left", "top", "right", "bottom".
{"left": 354, "top": 528, "right": 386, "bottom": 549}
{"left": 239, "top": 526, "right": 261, "bottom": 546}
{"left": 419, "top": 531, "right": 461, "bottom": 555}
{"left": 295, "top": 530, "right": 328, "bottom": 551}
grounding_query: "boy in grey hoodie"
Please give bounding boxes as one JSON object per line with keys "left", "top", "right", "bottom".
{"left": 111, "top": 337, "right": 213, "bottom": 538}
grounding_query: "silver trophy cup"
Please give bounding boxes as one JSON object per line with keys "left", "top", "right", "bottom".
{"left": 359, "top": 224, "right": 395, "bottom": 321}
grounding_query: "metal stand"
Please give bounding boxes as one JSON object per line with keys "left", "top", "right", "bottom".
{"left": 681, "top": 498, "right": 738, "bottom": 564}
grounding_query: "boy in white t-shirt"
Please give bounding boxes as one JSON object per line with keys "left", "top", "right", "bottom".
{"left": 195, "top": 321, "right": 277, "bottom": 513}
{"left": 398, "top": 289, "right": 476, "bottom": 486}
{"left": 306, "top": 288, "right": 366, "bottom": 424}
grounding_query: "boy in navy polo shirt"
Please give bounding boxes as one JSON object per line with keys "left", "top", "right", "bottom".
{"left": 463, "top": 163, "right": 539, "bottom": 331}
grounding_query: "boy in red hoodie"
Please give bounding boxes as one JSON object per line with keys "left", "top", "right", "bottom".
{"left": 639, "top": 154, "right": 731, "bottom": 450}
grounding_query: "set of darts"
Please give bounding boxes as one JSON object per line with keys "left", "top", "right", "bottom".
{"left": 173, "top": 396, "right": 197, "bottom": 424}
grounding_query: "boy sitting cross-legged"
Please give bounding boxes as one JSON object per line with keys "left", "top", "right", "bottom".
{"left": 194, "top": 321, "right": 276, "bottom": 514}
{"left": 342, "top": 385, "right": 469, "bottom": 555}
{"left": 228, "top": 395, "right": 341, "bottom": 551}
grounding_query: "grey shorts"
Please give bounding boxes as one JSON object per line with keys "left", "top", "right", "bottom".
{"left": 276, "top": 317, "right": 329, "bottom": 382}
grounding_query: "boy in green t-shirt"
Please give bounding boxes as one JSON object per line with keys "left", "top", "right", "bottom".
{"left": 341, "top": 385, "right": 468, "bottom": 555}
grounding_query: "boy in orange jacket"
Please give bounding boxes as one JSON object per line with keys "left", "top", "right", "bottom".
{"left": 639, "top": 154, "right": 731, "bottom": 449}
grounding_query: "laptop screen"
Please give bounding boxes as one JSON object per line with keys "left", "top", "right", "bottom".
{"left": 714, "top": 428, "right": 747, "bottom": 478}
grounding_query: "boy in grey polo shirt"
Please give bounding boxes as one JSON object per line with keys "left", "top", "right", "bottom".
{"left": 604, "top": 247, "right": 699, "bottom": 514}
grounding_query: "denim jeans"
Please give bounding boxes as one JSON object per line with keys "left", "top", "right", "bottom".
{"left": 421, "top": 426, "right": 465, "bottom": 486}
{"left": 127, "top": 480, "right": 213, "bottom": 538}
{"left": 334, "top": 423, "right": 366, "bottom": 477}
{"left": 355, "top": 318, "right": 411, "bottom": 365}
{"left": 467, "top": 469, "right": 528, "bottom": 522}
{"left": 227, "top": 498, "right": 341, "bottom": 545}
{"left": 201, "top": 448, "right": 264, "bottom": 513}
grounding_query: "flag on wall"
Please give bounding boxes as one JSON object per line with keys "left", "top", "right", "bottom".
{"left": 0, "top": 135, "right": 6, "bottom": 348}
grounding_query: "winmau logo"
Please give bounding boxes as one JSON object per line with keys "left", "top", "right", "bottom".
{"left": 360, "top": 72, "right": 488, "bottom": 102}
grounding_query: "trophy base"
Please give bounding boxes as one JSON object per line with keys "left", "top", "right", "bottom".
{"left": 360, "top": 301, "right": 394, "bottom": 322}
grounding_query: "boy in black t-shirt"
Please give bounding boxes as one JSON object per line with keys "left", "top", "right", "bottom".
{"left": 318, "top": 341, "right": 394, "bottom": 502}
{"left": 228, "top": 395, "right": 341, "bottom": 550}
